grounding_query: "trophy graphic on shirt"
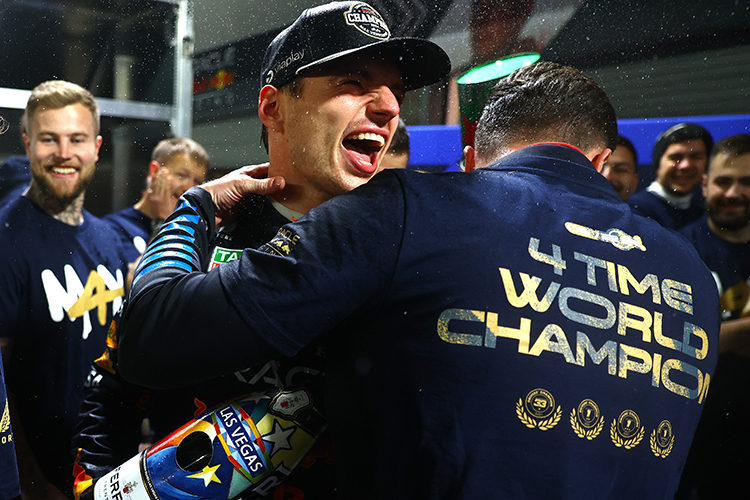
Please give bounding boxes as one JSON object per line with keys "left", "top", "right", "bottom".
{"left": 91, "top": 387, "right": 325, "bottom": 500}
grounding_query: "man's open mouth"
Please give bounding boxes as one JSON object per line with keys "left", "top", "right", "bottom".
{"left": 343, "top": 132, "right": 386, "bottom": 168}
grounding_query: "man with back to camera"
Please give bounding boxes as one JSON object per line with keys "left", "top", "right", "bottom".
{"left": 601, "top": 134, "right": 639, "bottom": 201}
{"left": 0, "top": 81, "right": 129, "bottom": 500}
{"left": 627, "top": 122, "right": 713, "bottom": 229}
{"left": 104, "top": 137, "right": 210, "bottom": 263}
{"left": 71, "top": 2, "right": 450, "bottom": 499}
{"left": 115, "top": 61, "right": 720, "bottom": 499}
{"left": 675, "top": 134, "right": 750, "bottom": 499}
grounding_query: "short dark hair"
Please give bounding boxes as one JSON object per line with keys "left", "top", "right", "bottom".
{"left": 616, "top": 135, "right": 638, "bottom": 164}
{"left": 388, "top": 118, "right": 410, "bottom": 155}
{"left": 651, "top": 123, "right": 713, "bottom": 167}
{"left": 474, "top": 61, "right": 617, "bottom": 163}
{"left": 260, "top": 77, "right": 304, "bottom": 153}
{"left": 710, "top": 133, "right": 750, "bottom": 162}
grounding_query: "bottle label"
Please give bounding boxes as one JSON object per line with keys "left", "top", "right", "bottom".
{"left": 94, "top": 453, "right": 149, "bottom": 500}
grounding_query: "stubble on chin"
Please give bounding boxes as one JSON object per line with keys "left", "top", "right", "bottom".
{"left": 707, "top": 203, "right": 750, "bottom": 232}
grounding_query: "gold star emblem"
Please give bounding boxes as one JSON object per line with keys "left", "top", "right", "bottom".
{"left": 188, "top": 464, "right": 222, "bottom": 487}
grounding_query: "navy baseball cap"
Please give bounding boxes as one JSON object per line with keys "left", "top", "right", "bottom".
{"left": 261, "top": 1, "right": 451, "bottom": 91}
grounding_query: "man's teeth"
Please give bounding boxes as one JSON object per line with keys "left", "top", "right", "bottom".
{"left": 52, "top": 167, "right": 76, "bottom": 174}
{"left": 346, "top": 132, "right": 385, "bottom": 147}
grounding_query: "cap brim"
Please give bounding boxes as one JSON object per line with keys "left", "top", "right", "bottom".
{"left": 297, "top": 38, "right": 451, "bottom": 91}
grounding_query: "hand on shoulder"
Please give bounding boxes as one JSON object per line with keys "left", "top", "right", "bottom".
{"left": 201, "top": 163, "right": 284, "bottom": 227}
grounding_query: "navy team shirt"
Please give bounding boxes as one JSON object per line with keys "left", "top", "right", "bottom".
{"left": 680, "top": 214, "right": 750, "bottom": 319}
{"left": 103, "top": 206, "right": 154, "bottom": 263}
{"left": 0, "top": 355, "right": 20, "bottom": 500}
{"left": 0, "top": 197, "right": 129, "bottom": 497}
{"left": 627, "top": 188, "right": 704, "bottom": 230}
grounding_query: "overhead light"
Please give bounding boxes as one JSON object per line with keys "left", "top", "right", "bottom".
{"left": 457, "top": 52, "right": 541, "bottom": 85}
{"left": 457, "top": 53, "right": 541, "bottom": 148}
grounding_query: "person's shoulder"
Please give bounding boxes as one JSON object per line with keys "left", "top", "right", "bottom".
{"left": 379, "top": 166, "right": 470, "bottom": 187}
{"left": 0, "top": 196, "right": 37, "bottom": 234}
{"left": 678, "top": 215, "right": 708, "bottom": 240}
{"left": 82, "top": 213, "right": 132, "bottom": 262}
{"left": 0, "top": 199, "right": 43, "bottom": 269}
{"left": 626, "top": 189, "right": 657, "bottom": 207}
{"left": 103, "top": 206, "right": 151, "bottom": 236}
{"left": 104, "top": 206, "right": 148, "bottom": 221}
{"left": 348, "top": 168, "right": 468, "bottom": 203}
{"left": 102, "top": 206, "right": 129, "bottom": 221}
{"left": 86, "top": 210, "right": 130, "bottom": 235}
{"left": 635, "top": 216, "right": 713, "bottom": 277}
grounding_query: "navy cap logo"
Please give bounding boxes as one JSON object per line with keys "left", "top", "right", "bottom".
{"left": 344, "top": 3, "right": 390, "bottom": 40}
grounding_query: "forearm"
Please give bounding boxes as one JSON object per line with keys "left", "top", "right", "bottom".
{"left": 718, "top": 316, "right": 750, "bottom": 357}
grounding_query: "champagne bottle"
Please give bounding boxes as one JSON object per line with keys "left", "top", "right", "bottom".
{"left": 91, "top": 387, "right": 325, "bottom": 500}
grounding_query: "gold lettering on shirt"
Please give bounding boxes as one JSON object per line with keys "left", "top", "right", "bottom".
{"left": 68, "top": 270, "right": 125, "bottom": 326}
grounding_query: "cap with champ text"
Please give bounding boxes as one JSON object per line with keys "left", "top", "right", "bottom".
{"left": 261, "top": 1, "right": 451, "bottom": 91}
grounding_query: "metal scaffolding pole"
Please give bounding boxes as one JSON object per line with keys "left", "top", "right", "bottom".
{"left": 170, "top": 0, "right": 195, "bottom": 138}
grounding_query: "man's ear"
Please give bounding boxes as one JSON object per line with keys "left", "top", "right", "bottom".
{"left": 148, "top": 160, "right": 161, "bottom": 179}
{"left": 702, "top": 173, "right": 709, "bottom": 197}
{"left": 258, "top": 85, "right": 282, "bottom": 130}
{"left": 590, "top": 148, "right": 612, "bottom": 173}
{"left": 463, "top": 145, "right": 476, "bottom": 172}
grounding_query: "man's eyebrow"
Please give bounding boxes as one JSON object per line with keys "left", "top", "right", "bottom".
{"left": 324, "top": 64, "right": 405, "bottom": 98}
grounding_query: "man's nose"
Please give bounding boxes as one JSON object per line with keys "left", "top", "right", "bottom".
{"left": 56, "top": 139, "right": 71, "bottom": 159}
{"left": 724, "top": 180, "right": 742, "bottom": 198}
{"left": 676, "top": 157, "right": 694, "bottom": 169}
{"left": 369, "top": 86, "right": 400, "bottom": 123}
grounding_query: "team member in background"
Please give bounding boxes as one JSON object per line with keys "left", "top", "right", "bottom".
{"left": 0, "top": 156, "right": 30, "bottom": 207}
{"left": 0, "top": 81, "right": 129, "bottom": 500}
{"left": 72, "top": 2, "right": 450, "bottom": 499}
{"left": 379, "top": 118, "right": 410, "bottom": 169}
{"left": 677, "top": 134, "right": 750, "bottom": 499}
{"left": 117, "top": 62, "right": 719, "bottom": 499}
{"left": 601, "top": 134, "right": 638, "bottom": 201}
{"left": 104, "top": 137, "right": 209, "bottom": 263}
{"left": 627, "top": 123, "right": 713, "bottom": 229}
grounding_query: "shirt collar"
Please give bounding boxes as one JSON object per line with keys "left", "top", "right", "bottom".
{"left": 270, "top": 198, "right": 306, "bottom": 222}
{"left": 646, "top": 181, "right": 694, "bottom": 209}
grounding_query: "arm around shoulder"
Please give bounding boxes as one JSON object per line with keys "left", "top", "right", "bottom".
{"left": 116, "top": 188, "right": 277, "bottom": 389}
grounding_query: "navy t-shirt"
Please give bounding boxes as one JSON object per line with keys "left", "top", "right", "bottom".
{"left": 0, "top": 197, "right": 129, "bottom": 496}
{"left": 0, "top": 356, "right": 20, "bottom": 500}
{"left": 680, "top": 215, "right": 750, "bottom": 319}
{"left": 103, "top": 206, "right": 153, "bottom": 263}
{"left": 627, "top": 189, "right": 704, "bottom": 230}
{"left": 676, "top": 215, "right": 750, "bottom": 498}
{"left": 0, "top": 156, "right": 30, "bottom": 208}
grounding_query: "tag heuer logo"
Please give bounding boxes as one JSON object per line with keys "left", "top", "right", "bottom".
{"left": 344, "top": 3, "right": 390, "bottom": 40}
